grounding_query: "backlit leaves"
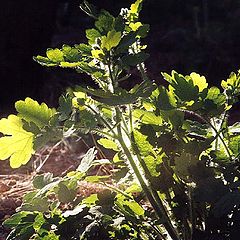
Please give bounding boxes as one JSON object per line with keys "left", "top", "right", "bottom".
{"left": 101, "top": 30, "right": 122, "bottom": 51}
{"left": 162, "top": 71, "right": 208, "bottom": 102}
{"left": 221, "top": 70, "right": 240, "bottom": 95}
{"left": 46, "top": 48, "right": 64, "bottom": 62}
{"left": 0, "top": 115, "right": 34, "bottom": 168}
{"left": 15, "top": 97, "right": 56, "bottom": 128}
{"left": 97, "top": 138, "right": 119, "bottom": 151}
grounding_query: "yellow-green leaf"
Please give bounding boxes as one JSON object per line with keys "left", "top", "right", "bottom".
{"left": 91, "top": 49, "right": 105, "bottom": 59}
{"left": 15, "top": 97, "right": 56, "bottom": 128}
{"left": 190, "top": 72, "right": 208, "bottom": 92}
{"left": 0, "top": 115, "right": 34, "bottom": 168}
{"left": 129, "top": 22, "right": 142, "bottom": 31}
{"left": 129, "top": 0, "right": 143, "bottom": 14}
{"left": 59, "top": 62, "right": 82, "bottom": 68}
{"left": 46, "top": 48, "right": 64, "bottom": 62}
{"left": 98, "top": 138, "right": 119, "bottom": 151}
{"left": 101, "top": 30, "right": 122, "bottom": 51}
{"left": 133, "top": 109, "right": 162, "bottom": 125}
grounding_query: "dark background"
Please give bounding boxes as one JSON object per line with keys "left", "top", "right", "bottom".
{"left": 0, "top": 0, "right": 240, "bottom": 112}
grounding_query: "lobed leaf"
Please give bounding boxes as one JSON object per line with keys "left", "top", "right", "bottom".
{"left": 0, "top": 115, "right": 34, "bottom": 168}
{"left": 15, "top": 97, "right": 56, "bottom": 128}
{"left": 101, "top": 30, "right": 122, "bottom": 51}
{"left": 46, "top": 48, "right": 64, "bottom": 62}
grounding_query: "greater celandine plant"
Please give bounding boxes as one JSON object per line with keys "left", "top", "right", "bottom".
{"left": 1, "top": 1, "right": 240, "bottom": 239}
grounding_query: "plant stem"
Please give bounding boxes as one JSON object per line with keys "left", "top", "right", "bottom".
{"left": 107, "top": 55, "right": 180, "bottom": 239}
{"left": 115, "top": 108, "right": 179, "bottom": 240}
{"left": 207, "top": 118, "right": 232, "bottom": 159}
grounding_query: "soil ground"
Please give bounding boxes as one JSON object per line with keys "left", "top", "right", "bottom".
{"left": 0, "top": 141, "right": 97, "bottom": 239}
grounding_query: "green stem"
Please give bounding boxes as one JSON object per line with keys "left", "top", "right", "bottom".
{"left": 100, "top": 182, "right": 133, "bottom": 200}
{"left": 85, "top": 104, "right": 117, "bottom": 137}
{"left": 116, "top": 108, "right": 179, "bottom": 240}
{"left": 207, "top": 118, "right": 232, "bottom": 159}
{"left": 131, "top": 133, "right": 180, "bottom": 239}
{"left": 107, "top": 54, "right": 180, "bottom": 239}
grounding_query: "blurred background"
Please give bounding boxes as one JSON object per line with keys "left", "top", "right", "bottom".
{"left": 0, "top": 0, "right": 240, "bottom": 112}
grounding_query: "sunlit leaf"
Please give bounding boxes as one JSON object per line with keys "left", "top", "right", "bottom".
{"left": 77, "top": 147, "right": 97, "bottom": 173}
{"left": 82, "top": 194, "right": 98, "bottom": 206}
{"left": 221, "top": 70, "right": 240, "bottom": 95}
{"left": 190, "top": 72, "right": 208, "bottom": 92}
{"left": 101, "top": 30, "right": 122, "bottom": 51}
{"left": 97, "top": 138, "right": 119, "bottom": 151}
{"left": 86, "top": 28, "right": 101, "bottom": 44}
{"left": 85, "top": 175, "right": 110, "bottom": 183}
{"left": 133, "top": 109, "right": 162, "bottom": 125}
{"left": 46, "top": 48, "right": 64, "bottom": 62}
{"left": 15, "top": 97, "right": 56, "bottom": 128}
{"left": 132, "top": 130, "right": 154, "bottom": 156}
{"left": 0, "top": 115, "right": 34, "bottom": 168}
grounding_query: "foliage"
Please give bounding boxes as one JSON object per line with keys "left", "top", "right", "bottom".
{"left": 1, "top": 1, "right": 240, "bottom": 239}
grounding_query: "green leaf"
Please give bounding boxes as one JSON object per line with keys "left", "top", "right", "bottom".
{"left": 221, "top": 70, "right": 240, "bottom": 95}
{"left": 161, "top": 109, "right": 184, "bottom": 129}
{"left": 133, "top": 130, "right": 154, "bottom": 156}
{"left": 162, "top": 71, "right": 208, "bottom": 102}
{"left": 133, "top": 109, "right": 162, "bottom": 125}
{"left": 4, "top": 212, "right": 43, "bottom": 240}
{"left": 116, "top": 32, "right": 138, "bottom": 54}
{"left": 3, "top": 211, "right": 35, "bottom": 228}
{"left": 59, "top": 61, "right": 82, "bottom": 68}
{"left": 203, "top": 87, "right": 226, "bottom": 116}
{"left": 33, "top": 173, "right": 54, "bottom": 189}
{"left": 20, "top": 196, "right": 49, "bottom": 212}
{"left": 46, "top": 48, "right": 64, "bottom": 62}
{"left": 62, "top": 45, "right": 81, "bottom": 62}
{"left": 97, "top": 138, "right": 119, "bottom": 151}
{"left": 85, "top": 175, "right": 110, "bottom": 183}
{"left": 57, "top": 182, "right": 77, "bottom": 203}
{"left": 33, "top": 126, "right": 62, "bottom": 150}
{"left": 229, "top": 135, "right": 240, "bottom": 156}
{"left": 95, "top": 10, "right": 115, "bottom": 33}
{"left": 174, "top": 151, "right": 199, "bottom": 179}
{"left": 0, "top": 115, "right": 34, "bottom": 168}
{"left": 116, "top": 194, "right": 144, "bottom": 217}
{"left": 87, "top": 80, "right": 156, "bottom": 106}
{"left": 58, "top": 94, "right": 72, "bottom": 121}
{"left": 82, "top": 194, "right": 98, "bottom": 206}
{"left": 127, "top": 0, "right": 143, "bottom": 22}
{"left": 129, "top": 0, "right": 143, "bottom": 15}
{"left": 136, "top": 24, "right": 150, "bottom": 38}
{"left": 15, "top": 97, "right": 56, "bottom": 128}
{"left": 75, "top": 43, "right": 92, "bottom": 55}
{"left": 157, "top": 86, "right": 176, "bottom": 110}
{"left": 101, "top": 30, "right": 122, "bottom": 51}
{"left": 33, "top": 56, "right": 57, "bottom": 67}
{"left": 189, "top": 72, "right": 208, "bottom": 92}
{"left": 91, "top": 49, "right": 105, "bottom": 59}
{"left": 86, "top": 28, "right": 101, "bottom": 44}
{"left": 129, "top": 22, "right": 142, "bottom": 31}
{"left": 122, "top": 52, "right": 149, "bottom": 66}
{"left": 144, "top": 155, "right": 163, "bottom": 177}
{"left": 125, "top": 200, "right": 144, "bottom": 216}
{"left": 125, "top": 183, "right": 142, "bottom": 194}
